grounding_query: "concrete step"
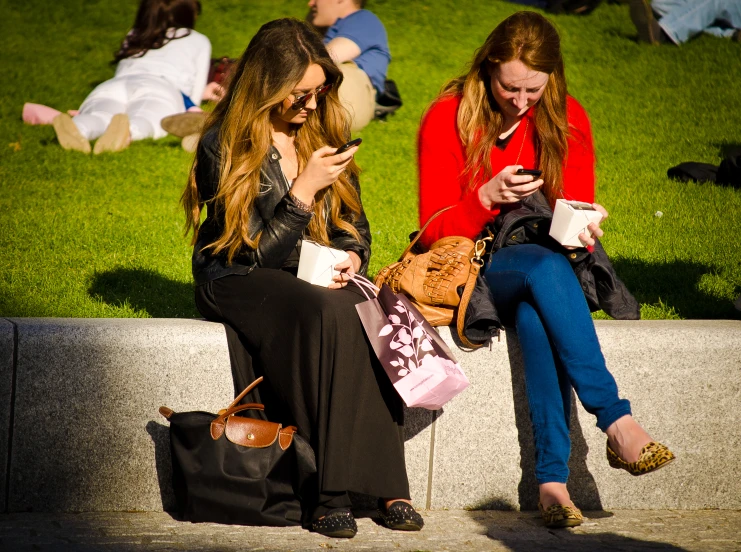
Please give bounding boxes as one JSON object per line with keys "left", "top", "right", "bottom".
{"left": 1, "top": 318, "right": 739, "bottom": 513}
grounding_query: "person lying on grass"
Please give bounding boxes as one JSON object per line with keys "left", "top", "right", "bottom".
{"left": 51, "top": 0, "right": 212, "bottom": 155}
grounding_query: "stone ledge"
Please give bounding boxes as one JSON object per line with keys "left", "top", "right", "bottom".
{"left": 1, "top": 318, "right": 739, "bottom": 512}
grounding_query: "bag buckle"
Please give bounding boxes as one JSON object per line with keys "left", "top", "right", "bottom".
{"left": 472, "top": 236, "right": 492, "bottom": 265}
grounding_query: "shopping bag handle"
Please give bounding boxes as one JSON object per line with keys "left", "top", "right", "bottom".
{"left": 349, "top": 274, "right": 380, "bottom": 300}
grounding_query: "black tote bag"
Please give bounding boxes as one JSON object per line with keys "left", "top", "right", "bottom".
{"left": 159, "top": 377, "right": 316, "bottom": 526}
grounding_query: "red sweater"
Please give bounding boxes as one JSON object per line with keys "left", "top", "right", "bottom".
{"left": 417, "top": 94, "right": 596, "bottom": 248}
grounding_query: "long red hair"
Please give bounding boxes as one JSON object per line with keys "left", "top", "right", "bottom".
{"left": 438, "top": 11, "right": 570, "bottom": 203}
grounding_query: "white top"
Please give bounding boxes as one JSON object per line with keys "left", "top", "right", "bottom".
{"left": 115, "top": 28, "right": 212, "bottom": 103}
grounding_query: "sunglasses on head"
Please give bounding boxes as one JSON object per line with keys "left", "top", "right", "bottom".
{"left": 290, "top": 83, "right": 333, "bottom": 110}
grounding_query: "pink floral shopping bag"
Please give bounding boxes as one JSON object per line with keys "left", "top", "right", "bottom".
{"left": 351, "top": 275, "right": 470, "bottom": 410}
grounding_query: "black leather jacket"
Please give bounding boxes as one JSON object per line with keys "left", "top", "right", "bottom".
{"left": 192, "top": 125, "right": 372, "bottom": 285}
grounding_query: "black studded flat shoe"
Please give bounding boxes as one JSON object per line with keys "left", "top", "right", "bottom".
{"left": 311, "top": 507, "right": 357, "bottom": 538}
{"left": 607, "top": 441, "right": 676, "bottom": 476}
{"left": 378, "top": 500, "right": 424, "bottom": 531}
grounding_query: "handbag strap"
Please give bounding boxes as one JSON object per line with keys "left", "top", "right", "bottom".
{"left": 210, "top": 402, "right": 269, "bottom": 441}
{"left": 226, "top": 376, "right": 264, "bottom": 411}
{"left": 398, "top": 206, "right": 456, "bottom": 261}
{"left": 456, "top": 260, "right": 483, "bottom": 349}
{"left": 214, "top": 402, "right": 265, "bottom": 423}
{"left": 456, "top": 237, "right": 492, "bottom": 349}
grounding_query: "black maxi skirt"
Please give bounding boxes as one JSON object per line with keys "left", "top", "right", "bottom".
{"left": 195, "top": 268, "right": 410, "bottom": 519}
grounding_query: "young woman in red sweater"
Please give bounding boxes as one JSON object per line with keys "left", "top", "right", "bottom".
{"left": 417, "top": 11, "right": 674, "bottom": 528}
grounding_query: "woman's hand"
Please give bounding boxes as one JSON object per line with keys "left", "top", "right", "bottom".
{"left": 290, "top": 145, "right": 359, "bottom": 206}
{"left": 328, "top": 251, "right": 361, "bottom": 290}
{"left": 478, "top": 165, "right": 544, "bottom": 210}
{"left": 565, "top": 202, "right": 608, "bottom": 249}
{"left": 202, "top": 82, "right": 225, "bottom": 103}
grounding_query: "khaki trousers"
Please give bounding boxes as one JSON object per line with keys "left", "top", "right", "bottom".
{"left": 338, "top": 62, "right": 376, "bottom": 133}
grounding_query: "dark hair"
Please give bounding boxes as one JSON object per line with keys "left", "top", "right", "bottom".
{"left": 114, "top": 0, "right": 201, "bottom": 62}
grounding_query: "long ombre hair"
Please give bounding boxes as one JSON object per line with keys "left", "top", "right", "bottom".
{"left": 439, "top": 11, "right": 570, "bottom": 203}
{"left": 181, "top": 18, "right": 362, "bottom": 264}
{"left": 114, "top": 0, "right": 200, "bottom": 62}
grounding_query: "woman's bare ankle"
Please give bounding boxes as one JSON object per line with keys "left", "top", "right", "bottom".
{"left": 383, "top": 498, "right": 412, "bottom": 510}
{"left": 538, "top": 482, "right": 571, "bottom": 509}
{"left": 605, "top": 415, "right": 652, "bottom": 462}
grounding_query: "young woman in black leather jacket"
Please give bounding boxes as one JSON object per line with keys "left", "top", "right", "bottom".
{"left": 181, "top": 18, "right": 423, "bottom": 538}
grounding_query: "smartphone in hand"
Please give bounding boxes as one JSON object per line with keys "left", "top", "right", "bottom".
{"left": 516, "top": 168, "right": 542, "bottom": 177}
{"left": 335, "top": 138, "right": 362, "bottom": 155}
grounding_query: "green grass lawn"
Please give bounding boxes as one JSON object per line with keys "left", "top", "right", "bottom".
{"left": 1, "top": 0, "right": 740, "bottom": 319}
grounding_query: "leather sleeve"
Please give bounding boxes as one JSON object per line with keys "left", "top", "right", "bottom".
{"left": 195, "top": 128, "right": 313, "bottom": 270}
{"left": 253, "top": 194, "right": 313, "bottom": 269}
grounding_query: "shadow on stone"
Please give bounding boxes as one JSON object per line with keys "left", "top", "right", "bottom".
{"left": 467, "top": 496, "right": 519, "bottom": 510}
{"left": 505, "top": 332, "right": 603, "bottom": 512}
{"left": 145, "top": 420, "right": 176, "bottom": 512}
{"left": 464, "top": 510, "right": 691, "bottom": 551}
{"left": 486, "top": 525, "right": 691, "bottom": 551}
{"left": 404, "top": 406, "right": 436, "bottom": 440}
{"left": 88, "top": 267, "right": 197, "bottom": 318}
{"left": 611, "top": 258, "right": 740, "bottom": 320}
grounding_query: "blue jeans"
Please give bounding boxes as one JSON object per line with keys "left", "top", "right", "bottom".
{"left": 653, "top": 0, "right": 741, "bottom": 43}
{"left": 485, "top": 245, "right": 631, "bottom": 484}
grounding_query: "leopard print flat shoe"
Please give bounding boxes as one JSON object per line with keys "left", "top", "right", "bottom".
{"left": 607, "top": 441, "right": 676, "bottom": 476}
{"left": 538, "top": 502, "right": 583, "bottom": 529}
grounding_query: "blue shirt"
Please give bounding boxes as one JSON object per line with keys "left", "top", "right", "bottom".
{"left": 324, "top": 10, "right": 390, "bottom": 93}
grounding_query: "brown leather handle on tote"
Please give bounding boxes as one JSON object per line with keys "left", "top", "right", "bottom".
{"left": 226, "top": 376, "right": 264, "bottom": 410}
{"left": 397, "top": 206, "right": 456, "bottom": 261}
{"left": 210, "top": 377, "right": 267, "bottom": 440}
{"left": 211, "top": 403, "right": 266, "bottom": 440}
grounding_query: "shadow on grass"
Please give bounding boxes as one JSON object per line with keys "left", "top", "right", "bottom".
{"left": 88, "top": 267, "right": 198, "bottom": 318}
{"left": 613, "top": 258, "right": 740, "bottom": 319}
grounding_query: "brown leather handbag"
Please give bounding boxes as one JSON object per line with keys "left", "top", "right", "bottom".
{"left": 374, "top": 207, "right": 491, "bottom": 349}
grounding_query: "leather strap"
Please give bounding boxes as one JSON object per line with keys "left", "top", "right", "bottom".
{"left": 398, "top": 206, "right": 456, "bottom": 261}
{"left": 211, "top": 378, "right": 268, "bottom": 440}
{"left": 214, "top": 403, "right": 265, "bottom": 425}
{"left": 210, "top": 402, "right": 266, "bottom": 440}
{"left": 226, "top": 376, "right": 264, "bottom": 411}
{"left": 456, "top": 260, "right": 484, "bottom": 349}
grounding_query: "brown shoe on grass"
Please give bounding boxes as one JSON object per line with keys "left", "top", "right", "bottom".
{"left": 181, "top": 133, "right": 200, "bottom": 153}
{"left": 52, "top": 113, "right": 91, "bottom": 154}
{"left": 93, "top": 114, "right": 131, "bottom": 155}
{"left": 161, "top": 112, "right": 207, "bottom": 138}
{"left": 629, "top": 0, "right": 662, "bottom": 44}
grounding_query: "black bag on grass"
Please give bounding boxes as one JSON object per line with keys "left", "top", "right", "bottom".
{"left": 159, "top": 377, "right": 316, "bottom": 526}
